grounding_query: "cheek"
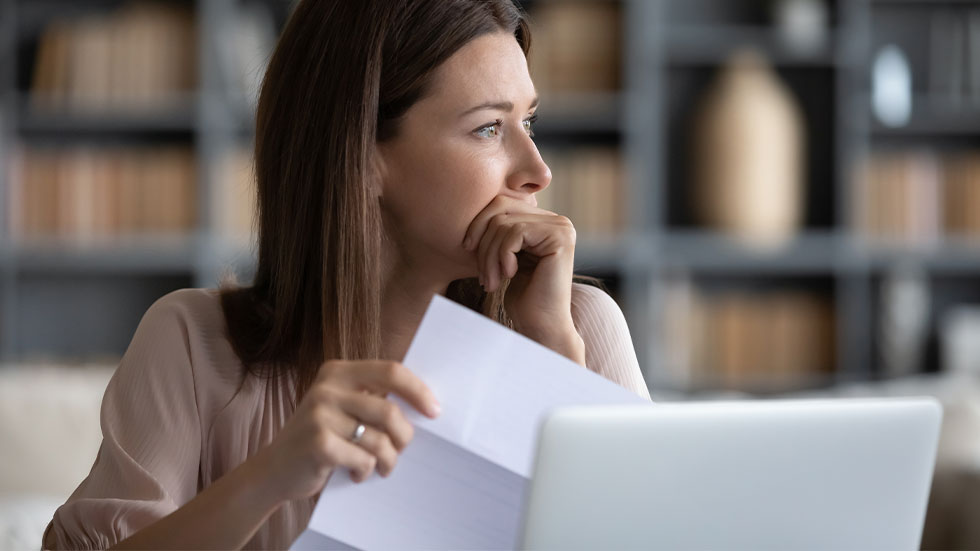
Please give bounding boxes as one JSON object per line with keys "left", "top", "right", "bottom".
{"left": 421, "top": 145, "right": 500, "bottom": 219}
{"left": 385, "top": 139, "right": 505, "bottom": 251}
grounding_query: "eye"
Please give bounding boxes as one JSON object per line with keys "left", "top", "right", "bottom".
{"left": 522, "top": 114, "right": 538, "bottom": 137}
{"left": 475, "top": 119, "right": 502, "bottom": 139}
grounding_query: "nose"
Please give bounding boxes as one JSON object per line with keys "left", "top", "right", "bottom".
{"left": 505, "top": 129, "right": 551, "bottom": 198}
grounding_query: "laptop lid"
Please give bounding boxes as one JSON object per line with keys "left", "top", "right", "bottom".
{"left": 519, "top": 397, "right": 942, "bottom": 550}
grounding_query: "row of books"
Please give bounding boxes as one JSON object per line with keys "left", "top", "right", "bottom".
{"left": 526, "top": 0, "right": 621, "bottom": 94}
{"left": 215, "top": 146, "right": 627, "bottom": 242}
{"left": 217, "top": 149, "right": 257, "bottom": 240}
{"left": 536, "top": 147, "right": 626, "bottom": 235}
{"left": 854, "top": 150, "right": 980, "bottom": 244}
{"left": 9, "top": 147, "right": 196, "bottom": 240}
{"left": 30, "top": 2, "right": 197, "bottom": 112}
{"left": 6, "top": 144, "right": 627, "bottom": 246}
{"left": 658, "top": 279, "right": 836, "bottom": 392}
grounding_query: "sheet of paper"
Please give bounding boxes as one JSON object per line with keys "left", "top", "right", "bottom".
{"left": 292, "top": 294, "right": 650, "bottom": 550}
{"left": 293, "top": 426, "right": 528, "bottom": 550}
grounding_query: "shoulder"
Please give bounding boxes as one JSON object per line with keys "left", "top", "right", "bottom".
{"left": 136, "top": 288, "right": 228, "bottom": 348}
{"left": 143, "top": 287, "right": 223, "bottom": 327}
{"left": 125, "top": 287, "right": 240, "bottom": 385}
{"left": 569, "top": 281, "right": 652, "bottom": 400}
{"left": 570, "top": 281, "right": 627, "bottom": 328}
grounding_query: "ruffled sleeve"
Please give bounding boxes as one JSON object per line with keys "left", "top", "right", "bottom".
{"left": 571, "top": 282, "right": 652, "bottom": 401}
{"left": 42, "top": 291, "right": 203, "bottom": 550}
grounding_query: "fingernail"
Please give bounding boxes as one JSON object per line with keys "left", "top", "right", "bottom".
{"left": 428, "top": 401, "right": 441, "bottom": 417}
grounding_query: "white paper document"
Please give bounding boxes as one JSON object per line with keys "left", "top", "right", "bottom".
{"left": 291, "top": 294, "right": 649, "bottom": 550}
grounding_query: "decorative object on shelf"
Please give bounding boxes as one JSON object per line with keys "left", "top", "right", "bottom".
{"left": 772, "top": 0, "right": 828, "bottom": 55}
{"left": 872, "top": 45, "right": 912, "bottom": 128}
{"left": 879, "top": 267, "right": 930, "bottom": 378}
{"left": 941, "top": 305, "right": 980, "bottom": 377}
{"left": 691, "top": 48, "right": 805, "bottom": 249}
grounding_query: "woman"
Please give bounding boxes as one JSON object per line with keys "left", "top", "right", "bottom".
{"left": 43, "top": 0, "right": 650, "bottom": 549}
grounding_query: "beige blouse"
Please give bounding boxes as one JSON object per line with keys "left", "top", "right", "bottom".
{"left": 43, "top": 283, "right": 651, "bottom": 550}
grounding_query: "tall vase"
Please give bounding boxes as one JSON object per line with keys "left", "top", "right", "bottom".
{"left": 691, "top": 49, "right": 806, "bottom": 248}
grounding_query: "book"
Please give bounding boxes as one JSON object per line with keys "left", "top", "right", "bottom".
{"left": 526, "top": 0, "right": 621, "bottom": 94}
{"left": 658, "top": 281, "right": 835, "bottom": 392}
{"left": 215, "top": 149, "right": 257, "bottom": 240}
{"left": 853, "top": 150, "right": 980, "bottom": 245}
{"left": 29, "top": 1, "right": 196, "bottom": 112}
{"left": 11, "top": 147, "right": 196, "bottom": 242}
{"left": 536, "top": 146, "right": 625, "bottom": 235}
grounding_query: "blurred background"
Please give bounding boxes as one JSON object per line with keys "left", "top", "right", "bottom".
{"left": 2, "top": 0, "right": 980, "bottom": 548}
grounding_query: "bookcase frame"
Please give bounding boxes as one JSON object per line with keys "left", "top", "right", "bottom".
{"left": 2, "top": 0, "right": 978, "bottom": 394}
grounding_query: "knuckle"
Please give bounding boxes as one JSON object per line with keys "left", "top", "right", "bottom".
{"left": 317, "top": 360, "right": 341, "bottom": 379}
{"left": 317, "top": 431, "right": 337, "bottom": 463}
{"left": 309, "top": 401, "right": 331, "bottom": 423}
{"left": 363, "top": 455, "right": 377, "bottom": 474}
{"left": 311, "top": 384, "right": 337, "bottom": 404}
{"left": 381, "top": 454, "right": 398, "bottom": 477}
{"left": 395, "top": 422, "right": 414, "bottom": 451}
{"left": 378, "top": 434, "right": 398, "bottom": 458}
{"left": 382, "top": 401, "right": 401, "bottom": 427}
{"left": 383, "top": 361, "right": 402, "bottom": 380}
{"left": 489, "top": 213, "right": 506, "bottom": 228}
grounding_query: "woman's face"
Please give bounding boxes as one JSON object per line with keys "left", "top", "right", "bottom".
{"left": 377, "top": 31, "right": 550, "bottom": 281}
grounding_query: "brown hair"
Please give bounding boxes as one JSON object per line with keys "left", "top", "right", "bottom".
{"left": 220, "top": 0, "right": 606, "bottom": 403}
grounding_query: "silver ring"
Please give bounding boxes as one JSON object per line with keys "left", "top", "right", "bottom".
{"left": 350, "top": 423, "right": 366, "bottom": 444}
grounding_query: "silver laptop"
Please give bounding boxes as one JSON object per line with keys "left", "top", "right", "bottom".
{"left": 518, "top": 397, "right": 942, "bottom": 550}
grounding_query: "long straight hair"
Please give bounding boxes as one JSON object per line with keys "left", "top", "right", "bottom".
{"left": 219, "top": 0, "right": 605, "bottom": 404}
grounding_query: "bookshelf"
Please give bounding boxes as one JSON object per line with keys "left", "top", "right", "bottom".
{"left": 1, "top": 0, "right": 978, "bottom": 397}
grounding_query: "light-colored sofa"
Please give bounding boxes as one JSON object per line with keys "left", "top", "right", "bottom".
{"left": 3, "top": 365, "right": 979, "bottom": 550}
{"left": 0, "top": 365, "right": 113, "bottom": 551}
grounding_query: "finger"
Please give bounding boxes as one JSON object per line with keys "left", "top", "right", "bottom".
{"left": 499, "top": 224, "right": 527, "bottom": 282}
{"left": 315, "top": 403, "right": 395, "bottom": 480}
{"left": 347, "top": 361, "right": 441, "bottom": 419}
{"left": 343, "top": 420, "right": 400, "bottom": 478}
{"left": 477, "top": 216, "right": 506, "bottom": 290}
{"left": 506, "top": 215, "right": 575, "bottom": 258}
{"left": 487, "top": 220, "right": 519, "bottom": 292}
{"left": 463, "top": 195, "right": 537, "bottom": 251}
{"left": 335, "top": 390, "right": 414, "bottom": 451}
{"left": 317, "top": 429, "right": 377, "bottom": 483}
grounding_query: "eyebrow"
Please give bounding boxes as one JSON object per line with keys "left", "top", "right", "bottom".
{"left": 458, "top": 96, "right": 540, "bottom": 118}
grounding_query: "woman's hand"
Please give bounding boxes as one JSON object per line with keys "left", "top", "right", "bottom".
{"left": 461, "top": 195, "right": 585, "bottom": 364}
{"left": 249, "top": 360, "right": 441, "bottom": 505}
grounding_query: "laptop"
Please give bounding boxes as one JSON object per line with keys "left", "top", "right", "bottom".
{"left": 518, "top": 397, "right": 942, "bottom": 550}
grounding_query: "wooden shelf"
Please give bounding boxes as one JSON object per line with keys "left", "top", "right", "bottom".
{"left": 6, "top": 235, "right": 198, "bottom": 274}
{"left": 15, "top": 94, "right": 197, "bottom": 135}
